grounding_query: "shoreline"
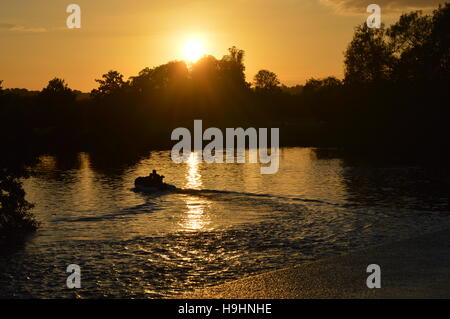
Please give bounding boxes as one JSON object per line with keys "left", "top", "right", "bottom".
{"left": 181, "top": 228, "right": 450, "bottom": 299}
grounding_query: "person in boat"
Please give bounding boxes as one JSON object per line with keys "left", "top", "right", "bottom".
{"left": 148, "top": 169, "right": 165, "bottom": 185}
{"left": 135, "top": 169, "right": 175, "bottom": 191}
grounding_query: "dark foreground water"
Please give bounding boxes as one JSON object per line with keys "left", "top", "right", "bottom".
{"left": 1, "top": 147, "right": 449, "bottom": 298}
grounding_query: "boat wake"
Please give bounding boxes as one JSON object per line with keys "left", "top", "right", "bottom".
{"left": 58, "top": 187, "right": 346, "bottom": 224}
{"left": 177, "top": 188, "right": 343, "bottom": 207}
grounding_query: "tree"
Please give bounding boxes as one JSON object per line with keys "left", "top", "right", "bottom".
{"left": 386, "top": 11, "right": 433, "bottom": 82}
{"left": 253, "top": 69, "right": 280, "bottom": 90}
{"left": 91, "top": 70, "right": 127, "bottom": 97}
{"left": 225, "top": 46, "right": 245, "bottom": 67}
{"left": 344, "top": 24, "right": 393, "bottom": 85}
{"left": 304, "top": 77, "right": 342, "bottom": 92}
{"left": 425, "top": 3, "right": 450, "bottom": 83}
{"left": 191, "top": 55, "right": 220, "bottom": 83}
{"left": 219, "top": 46, "right": 247, "bottom": 87}
{"left": 345, "top": 5, "right": 449, "bottom": 85}
{"left": 0, "top": 157, "right": 38, "bottom": 246}
{"left": 42, "top": 78, "right": 70, "bottom": 93}
{"left": 130, "top": 61, "right": 189, "bottom": 93}
{"left": 39, "top": 78, "right": 76, "bottom": 104}
{"left": 387, "top": 11, "right": 432, "bottom": 56}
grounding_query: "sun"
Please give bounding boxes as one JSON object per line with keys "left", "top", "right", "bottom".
{"left": 182, "top": 39, "right": 205, "bottom": 63}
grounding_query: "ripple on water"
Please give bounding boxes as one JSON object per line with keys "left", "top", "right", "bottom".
{"left": 1, "top": 148, "right": 449, "bottom": 298}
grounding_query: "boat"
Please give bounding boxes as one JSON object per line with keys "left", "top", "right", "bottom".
{"left": 134, "top": 176, "right": 177, "bottom": 193}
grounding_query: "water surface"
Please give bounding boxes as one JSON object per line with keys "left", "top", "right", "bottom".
{"left": 1, "top": 147, "right": 449, "bottom": 298}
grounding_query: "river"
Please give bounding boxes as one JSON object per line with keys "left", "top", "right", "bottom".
{"left": 0, "top": 147, "right": 449, "bottom": 298}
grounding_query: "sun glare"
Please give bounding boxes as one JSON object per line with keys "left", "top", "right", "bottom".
{"left": 182, "top": 39, "right": 205, "bottom": 63}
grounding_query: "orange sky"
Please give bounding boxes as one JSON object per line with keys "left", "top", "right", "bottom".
{"left": 0, "top": 0, "right": 443, "bottom": 91}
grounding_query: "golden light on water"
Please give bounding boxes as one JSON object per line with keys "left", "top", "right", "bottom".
{"left": 185, "top": 152, "right": 202, "bottom": 189}
{"left": 179, "top": 152, "right": 211, "bottom": 231}
{"left": 180, "top": 197, "right": 210, "bottom": 231}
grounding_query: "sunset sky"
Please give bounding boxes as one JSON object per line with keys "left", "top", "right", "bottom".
{"left": 0, "top": 0, "right": 443, "bottom": 91}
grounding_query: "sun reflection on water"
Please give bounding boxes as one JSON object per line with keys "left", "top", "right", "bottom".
{"left": 185, "top": 151, "right": 202, "bottom": 189}
{"left": 179, "top": 196, "right": 211, "bottom": 232}
{"left": 179, "top": 152, "right": 211, "bottom": 231}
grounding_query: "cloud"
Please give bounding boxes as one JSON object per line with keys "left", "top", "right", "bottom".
{"left": 0, "top": 23, "right": 46, "bottom": 33}
{"left": 320, "top": 0, "right": 445, "bottom": 14}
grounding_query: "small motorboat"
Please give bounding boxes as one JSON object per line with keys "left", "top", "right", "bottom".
{"left": 134, "top": 176, "right": 177, "bottom": 193}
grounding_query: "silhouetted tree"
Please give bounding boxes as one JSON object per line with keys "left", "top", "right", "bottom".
{"left": 344, "top": 24, "right": 393, "bottom": 85}
{"left": 254, "top": 70, "right": 280, "bottom": 90}
{"left": 219, "top": 46, "right": 248, "bottom": 88}
{"left": 130, "top": 61, "right": 189, "bottom": 94}
{"left": 91, "top": 70, "right": 128, "bottom": 98}
{"left": 423, "top": 3, "right": 450, "bottom": 83}
{"left": 0, "top": 3, "right": 448, "bottom": 159}
{"left": 225, "top": 46, "right": 245, "bottom": 67}
{"left": 39, "top": 78, "right": 76, "bottom": 104}
{"left": 304, "top": 77, "right": 342, "bottom": 92}
{"left": 0, "top": 157, "right": 38, "bottom": 246}
{"left": 386, "top": 11, "right": 433, "bottom": 83}
{"left": 41, "top": 78, "right": 70, "bottom": 94}
{"left": 191, "top": 55, "right": 220, "bottom": 82}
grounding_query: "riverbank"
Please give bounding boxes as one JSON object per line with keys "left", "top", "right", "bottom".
{"left": 182, "top": 228, "right": 450, "bottom": 298}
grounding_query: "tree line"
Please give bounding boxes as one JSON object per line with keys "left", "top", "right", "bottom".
{"left": 2, "top": 5, "right": 449, "bottom": 155}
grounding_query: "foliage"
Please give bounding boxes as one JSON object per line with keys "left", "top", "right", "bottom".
{"left": 91, "top": 70, "right": 128, "bottom": 98}
{"left": 0, "top": 157, "right": 38, "bottom": 246}
{"left": 253, "top": 69, "right": 280, "bottom": 90}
